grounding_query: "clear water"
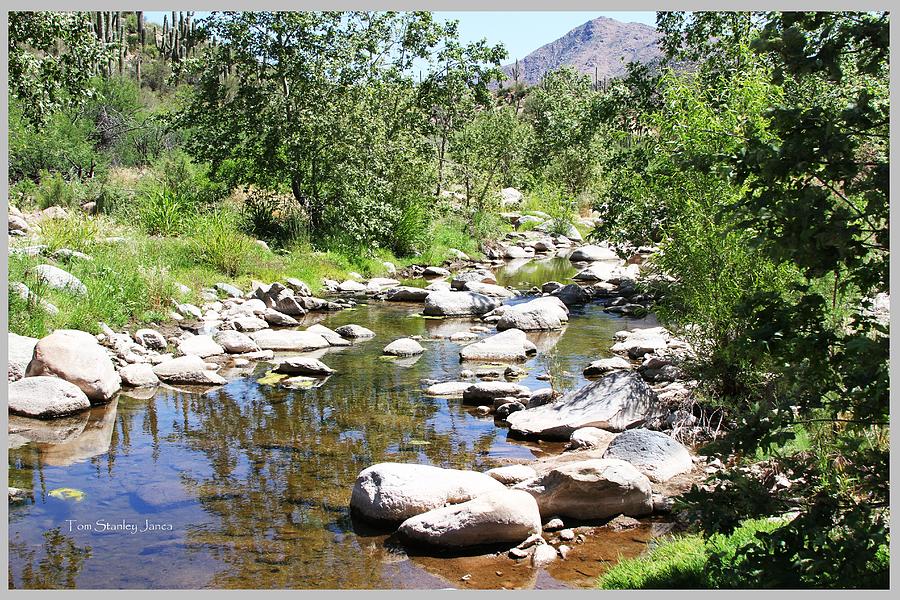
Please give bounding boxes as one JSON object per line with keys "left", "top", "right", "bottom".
{"left": 8, "top": 257, "right": 659, "bottom": 589}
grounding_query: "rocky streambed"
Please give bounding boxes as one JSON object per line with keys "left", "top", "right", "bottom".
{"left": 8, "top": 242, "right": 709, "bottom": 589}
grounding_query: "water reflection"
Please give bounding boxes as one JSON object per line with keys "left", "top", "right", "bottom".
{"left": 10, "top": 400, "right": 118, "bottom": 467}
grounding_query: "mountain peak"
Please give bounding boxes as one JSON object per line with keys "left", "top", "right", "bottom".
{"left": 501, "top": 16, "right": 662, "bottom": 86}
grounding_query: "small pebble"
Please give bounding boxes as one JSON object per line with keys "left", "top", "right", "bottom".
{"left": 559, "top": 528, "right": 575, "bottom": 541}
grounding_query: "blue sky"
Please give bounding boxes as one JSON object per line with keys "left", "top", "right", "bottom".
{"left": 144, "top": 11, "right": 656, "bottom": 62}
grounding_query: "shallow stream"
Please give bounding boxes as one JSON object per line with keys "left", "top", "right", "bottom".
{"left": 8, "top": 257, "right": 662, "bottom": 589}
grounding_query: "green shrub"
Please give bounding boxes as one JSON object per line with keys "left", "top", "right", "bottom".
{"left": 189, "top": 209, "right": 263, "bottom": 277}
{"left": 390, "top": 198, "right": 430, "bottom": 257}
{"left": 139, "top": 187, "right": 191, "bottom": 236}
{"left": 35, "top": 171, "right": 78, "bottom": 209}
{"left": 241, "top": 189, "right": 308, "bottom": 250}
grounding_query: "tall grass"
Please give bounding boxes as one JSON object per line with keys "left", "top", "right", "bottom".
{"left": 188, "top": 209, "right": 265, "bottom": 277}
{"left": 139, "top": 187, "right": 191, "bottom": 236}
{"left": 35, "top": 171, "right": 78, "bottom": 209}
{"left": 38, "top": 214, "right": 101, "bottom": 252}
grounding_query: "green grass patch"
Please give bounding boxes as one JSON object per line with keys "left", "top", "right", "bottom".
{"left": 598, "top": 518, "right": 784, "bottom": 589}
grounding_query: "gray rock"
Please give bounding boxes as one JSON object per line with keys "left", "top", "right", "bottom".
{"left": 505, "top": 371, "right": 657, "bottom": 439}
{"left": 26, "top": 330, "right": 121, "bottom": 403}
{"left": 273, "top": 356, "right": 335, "bottom": 376}
{"left": 8, "top": 332, "right": 38, "bottom": 382}
{"left": 569, "top": 245, "right": 619, "bottom": 262}
{"left": 527, "top": 387, "right": 555, "bottom": 409}
{"left": 306, "top": 324, "right": 351, "bottom": 346}
{"left": 584, "top": 356, "right": 632, "bottom": 377}
{"left": 451, "top": 270, "right": 497, "bottom": 290}
{"left": 423, "top": 266, "right": 451, "bottom": 278}
{"left": 118, "top": 363, "right": 159, "bottom": 388}
{"left": 383, "top": 338, "right": 425, "bottom": 356}
{"left": 532, "top": 543, "right": 558, "bottom": 567}
{"left": 52, "top": 248, "right": 92, "bottom": 262}
{"left": 134, "top": 329, "right": 167, "bottom": 351}
{"left": 569, "top": 427, "right": 619, "bottom": 452}
{"left": 425, "top": 381, "right": 473, "bottom": 397}
{"left": 35, "top": 264, "right": 87, "bottom": 295}
{"left": 552, "top": 284, "right": 592, "bottom": 306}
{"left": 262, "top": 308, "right": 299, "bottom": 326}
{"left": 463, "top": 381, "right": 530, "bottom": 404}
{"left": 398, "top": 489, "right": 541, "bottom": 548}
{"left": 214, "top": 330, "right": 260, "bottom": 354}
{"left": 495, "top": 297, "right": 569, "bottom": 331}
{"left": 602, "top": 429, "right": 693, "bottom": 482}
{"left": 214, "top": 282, "right": 243, "bottom": 298}
{"left": 515, "top": 458, "right": 653, "bottom": 520}
{"left": 8, "top": 376, "right": 91, "bottom": 419}
{"left": 335, "top": 324, "right": 375, "bottom": 339}
{"left": 177, "top": 335, "right": 224, "bottom": 358}
{"left": 232, "top": 315, "right": 269, "bottom": 332}
{"left": 385, "top": 286, "right": 430, "bottom": 302}
{"left": 485, "top": 464, "right": 538, "bottom": 486}
{"left": 338, "top": 280, "right": 367, "bottom": 293}
{"left": 495, "top": 401, "right": 525, "bottom": 419}
{"left": 152, "top": 355, "right": 227, "bottom": 386}
{"left": 285, "top": 278, "right": 312, "bottom": 296}
{"left": 350, "top": 462, "right": 506, "bottom": 523}
{"left": 459, "top": 328, "right": 537, "bottom": 363}
{"left": 176, "top": 303, "right": 203, "bottom": 319}
{"left": 423, "top": 290, "right": 500, "bottom": 317}
{"left": 249, "top": 329, "right": 330, "bottom": 351}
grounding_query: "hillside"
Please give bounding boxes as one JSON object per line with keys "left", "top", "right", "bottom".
{"left": 501, "top": 16, "right": 662, "bottom": 85}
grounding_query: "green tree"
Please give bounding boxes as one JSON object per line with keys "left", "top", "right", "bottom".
{"left": 522, "top": 67, "right": 600, "bottom": 194}
{"left": 8, "top": 12, "right": 113, "bottom": 126}
{"left": 179, "top": 12, "right": 453, "bottom": 249}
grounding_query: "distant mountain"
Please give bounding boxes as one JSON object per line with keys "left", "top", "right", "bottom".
{"left": 501, "top": 16, "right": 662, "bottom": 86}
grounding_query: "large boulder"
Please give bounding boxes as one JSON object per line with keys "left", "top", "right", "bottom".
{"left": 495, "top": 297, "right": 569, "bottom": 331}
{"left": 602, "top": 429, "right": 693, "bottom": 482}
{"left": 152, "top": 355, "right": 226, "bottom": 386}
{"left": 232, "top": 315, "right": 269, "bottom": 332}
{"left": 397, "top": 489, "right": 541, "bottom": 548}
{"left": 572, "top": 262, "right": 628, "bottom": 282}
{"left": 463, "top": 281, "right": 517, "bottom": 299}
{"left": 459, "top": 329, "right": 536, "bottom": 363}
{"left": 569, "top": 245, "right": 619, "bottom": 263}
{"left": 177, "top": 335, "right": 224, "bottom": 358}
{"left": 423, "top": 290, "right": 500, "bottom": 317}
{"left": 26, "top": 330, "right": 121, "bottom": 403}
{"left": 383, "top": 338, "right": 425, "bottom": 356}
{"left": 505, "top": 371, "right": 656, "bottom": 439}
{"left": 273, "top": 356, "right": 335, "bottom": 377}
{"left": 249, "top": 329, "right": 330, "bottom": 351}
{"left": 515, "top": 458, "right": 653, "bottom": 520}
{"left": 8, "top": 376, "right": 91, "bottom": 419}
{"left": 8, "top": 332, "right": 38, "bottom": 381}
{"left": 552, "top": 284, "right": 592, "bottom": 306}
{"left": 35, "top": 264, "right": 87, "bottom": 295}
{"left": 350, "top": 462, "right": 506, "bottom": 523}
{"left": 214, "top": 330, "right": 260, "bottom": 354}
